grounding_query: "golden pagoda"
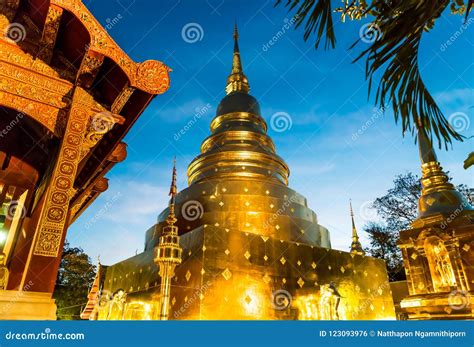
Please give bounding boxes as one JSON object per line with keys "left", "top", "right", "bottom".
{"left": 83, "top": 26, "right": 396, "bottom": 320}
{"left": 399, "top": 129, "right": 474, "bottom": 319}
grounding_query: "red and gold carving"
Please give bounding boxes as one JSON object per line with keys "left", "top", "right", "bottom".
{"left": 49, "top": 0, "right": 170, "bottom": 94}
{"left": 77, "top": 50, "right": 104, "bottom": 88}
{"left": 135, "top": 60, "right": 170, "bottom": 95}
{"left": 33, "top": 87, "right": 93, "bottom": 257}
{"left": 37, "top": 4, "right": 63, "bottom": 64}
{"left": 111, "top": 86, "right": 134, "bottom": 114}
{"left": 0, "top": 0, "right": 20, "bottom": 30}
{"left": 0, "top": 90, "right": 66, "bottom": 134}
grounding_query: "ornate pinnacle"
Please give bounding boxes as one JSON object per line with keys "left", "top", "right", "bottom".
{"left": 349, "top": 200, "right": 365, "bottom": 255}
{"left": 226, "top": 24, "right": 250, "bottom": 95}
{"left": 167, "top": 158, "right": 178, "bottom": 226}
{"left": 155, "top": 158, "right": 183, "bottom": 320}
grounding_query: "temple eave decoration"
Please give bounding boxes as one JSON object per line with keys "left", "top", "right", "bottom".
{"left": 0, "top": 0, "right": 170, "bottom": 319}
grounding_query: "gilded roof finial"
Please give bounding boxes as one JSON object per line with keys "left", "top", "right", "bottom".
{"left": 349, "top": 199, "right": 365, "bottom": 255}
{"left": 167, "top": 157, "right": 178, "bottom": 226}
{"left": 226, "top": 23, "right": 250, "bottom": 95}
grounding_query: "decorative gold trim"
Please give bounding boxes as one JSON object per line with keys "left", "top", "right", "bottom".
{"left": 37, "top": 4, "right": 63, "bottom": 64}
{"left": 33, "top": 87, "right": 95, "bottom": 257}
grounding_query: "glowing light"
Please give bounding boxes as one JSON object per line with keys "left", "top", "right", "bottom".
{"left": 0, "top": 230, "right": 7, "bottom": 244}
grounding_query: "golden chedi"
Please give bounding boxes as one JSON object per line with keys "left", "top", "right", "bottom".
{"left": 399, "top": 129, "right": 474, "bottom": 319}
{"left": 83, "top": 26, "right": 396, "bottom": 320}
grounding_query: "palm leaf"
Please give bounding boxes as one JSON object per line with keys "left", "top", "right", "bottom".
{"left": 275, "top": 0, "right": 336, "bottom": 49}
{"left": 277, "top": 0, "right": 467, "bottom": 148}
{"left": 353, "top": 0, "right": 462, "bottom": 148}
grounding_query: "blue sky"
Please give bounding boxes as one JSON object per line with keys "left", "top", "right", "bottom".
{"left": 69, "top": 0, "right": 473, "bottom": 264}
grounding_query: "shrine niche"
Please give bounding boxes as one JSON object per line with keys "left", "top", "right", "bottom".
{"left": 0, "top": 0, "right": 170, "bottom": 320}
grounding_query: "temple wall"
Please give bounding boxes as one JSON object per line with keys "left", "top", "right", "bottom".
{"left": 99, "top": 225, "right": 395, "bottom": 320}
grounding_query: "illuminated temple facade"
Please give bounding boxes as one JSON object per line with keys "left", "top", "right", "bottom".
{"left": 83, "top": 28, "right": 396, "bottom": 320}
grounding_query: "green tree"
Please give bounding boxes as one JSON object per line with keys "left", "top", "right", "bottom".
{"left": 364, "top": 172, "right": 471, "bottom": 280}
{"left": 364, "top": 222, "right": 404, "bottom": 281}
{"left": 54, "top": 241, "right": 96, "bottom": 320}
{"left": 276, "top": 0, "right": 472, "bottom": 148}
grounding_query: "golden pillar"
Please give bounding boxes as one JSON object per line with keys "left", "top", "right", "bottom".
{"left": 154, "top": 160, "right": 182, "bottom": 320}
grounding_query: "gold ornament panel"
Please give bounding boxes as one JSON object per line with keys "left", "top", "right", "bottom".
{"left": 33, "top": 87, "right": 94, "bottom": 257}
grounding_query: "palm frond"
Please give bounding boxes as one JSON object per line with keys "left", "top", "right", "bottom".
{"left": 278, "top": 0, "right": 465, "bottom": 148}
{"left": 275, "top": 0, "right": 336, "bottom": 49}
{"left": 465, "top": 0, "right": 473, "bottom": 21}
{"left": 353, "top": 0, "right": 462, "bottom": 148}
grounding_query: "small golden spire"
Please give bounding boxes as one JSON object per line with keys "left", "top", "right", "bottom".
{"left": 226, "top": 23, "right": 250, "bottom": 95}
{"left": 349, "top": 199, "right": 365, "bottom": 255}
{"left": 413, "top": 128, "right": 473, "bottom": 225}
{"left": 155, "top": 158, "right": 182, "bottom": 320}
{"left": 167, "top": 158, "right": 178, "bottom": 226}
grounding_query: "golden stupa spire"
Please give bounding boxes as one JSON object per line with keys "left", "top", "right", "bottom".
{"left": 225, "top": 23, "right": 250, "bottom": 95}
{"left": 413, "top": 128, "right": 473, "bottom": 226}
{"left": 187, "top": 25, "right": 289, "bottom": 186}
{"left": 167, "top": 157, "right": 178, "bottom": 226}
{"left": 349, "top": 200, "right": 365, "bottom": 255}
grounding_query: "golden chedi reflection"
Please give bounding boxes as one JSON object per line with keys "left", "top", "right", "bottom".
{"left": 82, "top": 26, "right": 396, "bottom": 321}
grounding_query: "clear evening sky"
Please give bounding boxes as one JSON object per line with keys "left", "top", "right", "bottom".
{"left": 69, "top": 0, "right": 473, "bottom": 264}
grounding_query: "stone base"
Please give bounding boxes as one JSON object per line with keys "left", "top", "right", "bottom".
{"left": 0, "top": 290, "right": 57, "bottom": 320}
{"left": 401, "top": 292, "right": 473, "bottom": 320}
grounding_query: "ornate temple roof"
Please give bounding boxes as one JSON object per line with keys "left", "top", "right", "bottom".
{"left": 0, "top": 0, "right": 171, "bottom": 222}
